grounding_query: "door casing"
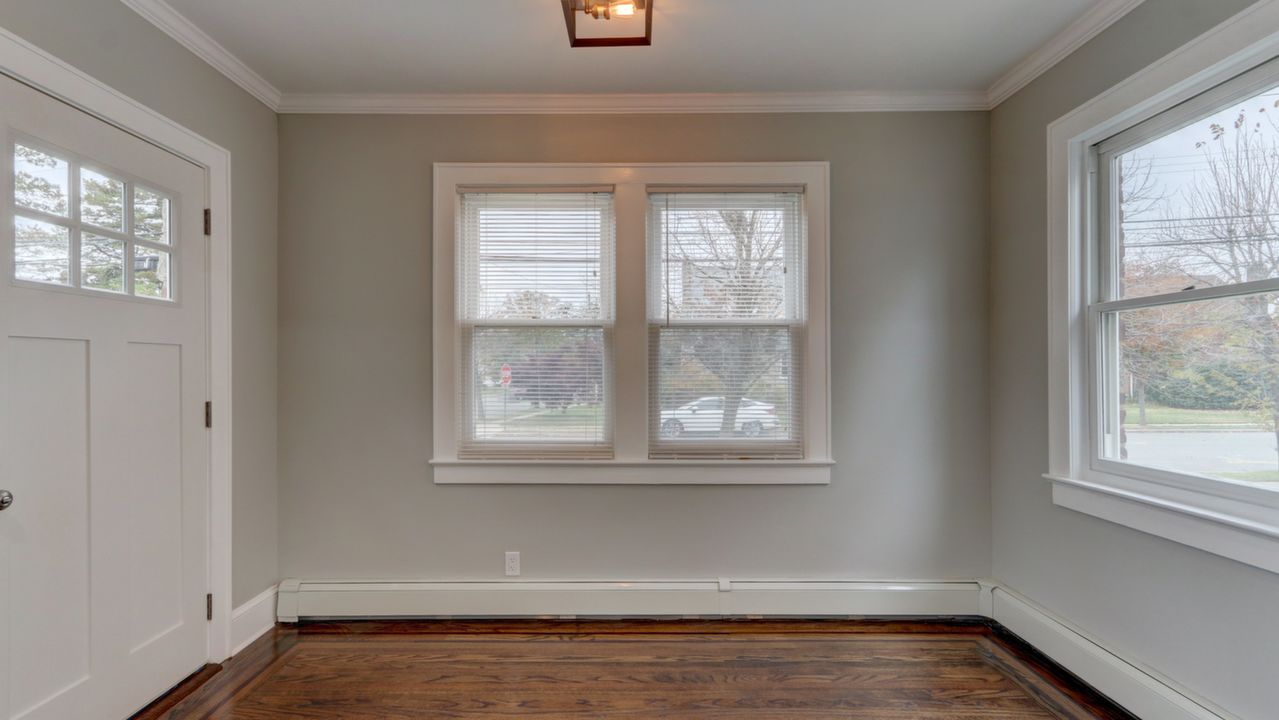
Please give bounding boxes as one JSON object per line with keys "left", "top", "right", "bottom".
{"left": 0, "top": 25, "right": 235, "bottom": 661}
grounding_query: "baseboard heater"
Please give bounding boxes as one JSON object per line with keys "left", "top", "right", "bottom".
{"left": 276, "top": 579, "right": 983, "bottom": 621}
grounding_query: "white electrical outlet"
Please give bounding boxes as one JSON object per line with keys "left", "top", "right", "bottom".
{"left": 504, "top": 551, "right": 520, "bottom": 576}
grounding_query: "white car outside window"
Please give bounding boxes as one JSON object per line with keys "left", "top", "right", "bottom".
{"left": 659, "top": 396, "right": 780, "bottom": 438}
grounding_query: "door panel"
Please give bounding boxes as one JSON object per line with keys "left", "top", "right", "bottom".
{"left": 0, "top": 72, "right": 209, "bottom": 720}
{"left": 4, "top": 337, "right": 92, "bottom": 719}
{"left": 125, "top": 342, "right": 185, "bottom": 653}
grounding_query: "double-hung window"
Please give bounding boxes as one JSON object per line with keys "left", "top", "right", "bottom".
{"left": 647, "top": 190, "right": 806, "bottom": 459}
{"left": 1049, "top": 41, "right": 1279, "bottom": 574}
{"left": 1092, "top": 63, "right": 1279, "bottom": 494}
{"left": 433, "top": 164, "right": 831, "bottom": 484}
{"left": 456, "top": 190, "right": 614, "bottom": 459}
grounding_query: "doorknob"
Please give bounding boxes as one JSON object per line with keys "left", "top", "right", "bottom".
{"left": 0, "top": 490, "right": 12, "bottom": 511}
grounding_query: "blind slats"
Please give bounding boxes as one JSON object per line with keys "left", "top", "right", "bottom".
{"left": 460, "top": 192, "right": 615, "bottom": 324}
{"left": 458, "top": 192, "right": 615, "bottom": 459}
{"left": 646, "top": 192, "right": 807, "bottom": 460}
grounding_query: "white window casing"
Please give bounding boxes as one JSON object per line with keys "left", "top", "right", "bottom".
{"left": 432, "top": 163, "right": 832, "bottom": 484}
{"left": 1045, "top": 0, "right": 1279, "bottom": 574}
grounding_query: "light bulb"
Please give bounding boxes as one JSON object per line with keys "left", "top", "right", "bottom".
{"left": 612, "top": 1, "right": 636, "bottom": 16}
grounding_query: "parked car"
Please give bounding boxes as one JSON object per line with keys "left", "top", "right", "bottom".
{"left": 659, "top": 396, "right": 779, "bottom": 438}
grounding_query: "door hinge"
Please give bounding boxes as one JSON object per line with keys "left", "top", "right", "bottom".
{"left": 207, "top": 593, "right": 213, "bottom": 621}
{"left": 205, "top": 401, "right": 213, "bottom": 429}
{"left": 203, "top": 208, "right": 212, "bottom": 236}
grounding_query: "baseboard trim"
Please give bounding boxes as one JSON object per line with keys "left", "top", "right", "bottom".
{"left": 274, "top": 578, "right": 983, "bottom": 622}
{"left": 230, "top": 584, "right": 278, "bottom": 656}
{"left": 991, "top": 586, "right": 1231, "bottom": 720}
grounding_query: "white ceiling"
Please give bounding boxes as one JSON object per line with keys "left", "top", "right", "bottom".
{"left": 128, "top": 0, "right": 1144, "bottom": 111}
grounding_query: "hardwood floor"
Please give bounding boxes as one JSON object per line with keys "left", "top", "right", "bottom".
{"left": 137, "top": 619, "right": 1135, "bottom": 719}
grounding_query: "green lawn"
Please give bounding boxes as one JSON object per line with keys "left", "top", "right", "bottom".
{"left": 504, "top": 403, "right": 604, "bottom": 427}
{"left": 1122, "top": 403, "right": 1264, "bottom": 427}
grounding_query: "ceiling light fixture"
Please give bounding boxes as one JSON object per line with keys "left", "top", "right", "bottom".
{"left": 561, "top": 0, "right": 652, "bottom": 48}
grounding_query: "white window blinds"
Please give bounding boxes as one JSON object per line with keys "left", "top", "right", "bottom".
{"left": 647, "top": 191, "right": 807, "bottom": 459}
{"left": 457, "top": 191, "right": 615, "bottom": 459}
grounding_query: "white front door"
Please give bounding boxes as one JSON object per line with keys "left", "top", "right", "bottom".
{"left": 0, "top": 73, "right": 209, "bottom": 720}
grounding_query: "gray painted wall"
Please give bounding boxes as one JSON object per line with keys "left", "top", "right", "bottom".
{"left": 277, "top": 113, "right": 991, "bottom": 582}
{"left": 990, "top": 1, "right": 1279, "bottom": 717}
{"left": 0, "top": 0, "right": 279, "bottom": 605}
{"left": 8, "top": 2, "right": 1272, "bottom": 714}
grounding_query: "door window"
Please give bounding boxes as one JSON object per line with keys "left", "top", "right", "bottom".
{"left": 12, "top": 140, "right": 175, "bottom": 299}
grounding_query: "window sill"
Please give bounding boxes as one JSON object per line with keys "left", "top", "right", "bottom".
{"left": 431, "top": 459, "right": 834, "bottom": 485}
{"left": 1046, "top": 472, "right": 1279, "bottom": 575}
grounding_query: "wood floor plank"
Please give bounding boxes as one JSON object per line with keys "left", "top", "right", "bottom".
{"left": 138, "top": 619, "right": 1135, "bottom": 720}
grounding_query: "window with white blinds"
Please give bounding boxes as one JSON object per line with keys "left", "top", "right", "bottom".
{"left": 647, "top": 191, "right": 807, "bottom": 459}
{"left": 457, "top": 191, "right": 614, "bottom": 459}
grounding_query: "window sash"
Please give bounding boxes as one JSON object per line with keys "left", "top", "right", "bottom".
{"left": 457, "top": 191, "right": 615, "bottom": 325}
{"left": 1093, "top": 56, "right": 1279, "bottom": 307}
{"left": 646, "top": 191, "right": 806, "bottom": 327}
{"left": 647, "top": 324, "right": 805, "bottom": 460}
{"left": 457, "top": 324, "right": 613, "bottom": 459}
{"left": 1087, "top": 292, "right": 1279, "bottom": 501}
{"left": 1094, "top": 141, "right": 1279, "bottom": 311}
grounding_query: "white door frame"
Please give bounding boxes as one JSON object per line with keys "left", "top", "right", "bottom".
{"left": 0, "top": 26, "right": 234, "bottom": 661}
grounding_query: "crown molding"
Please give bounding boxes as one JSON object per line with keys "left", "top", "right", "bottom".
{"left": 986, "top": 0, "right": 1147, "bottom": 108}
{"left": 121, "top": 0, "right": 1148, "bottom": 115}
{"left": 119, "top": 0, "right": 282, "bottom": 110}
{"left": 276, "top": 90, "right": 989, "bottom": 114}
